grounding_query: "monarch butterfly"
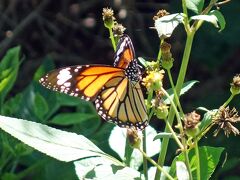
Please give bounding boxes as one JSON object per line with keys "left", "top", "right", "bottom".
{"left": 39, "top": 35, "right": 148, "bottom": 130}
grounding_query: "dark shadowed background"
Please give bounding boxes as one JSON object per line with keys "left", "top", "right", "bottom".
{"left": 0, "top": 0, "right": 240, "bottom": 179}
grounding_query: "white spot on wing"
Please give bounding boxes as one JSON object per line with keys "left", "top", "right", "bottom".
{"left": 57, "top": 68, "right": 72, "bottom": 85}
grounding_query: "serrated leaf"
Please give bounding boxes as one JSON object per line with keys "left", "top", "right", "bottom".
{"left": 186, "top": 0, "right": 205, "bottom": 14}
{"left": 50, "top": 112, "right": 99, "bottom": 125}
{"left": 154, "top": 13, "right": 184, "bottom": 39}
{"left": 0, "top": 115, "right": 115, "bottom": 162}
{"left": 109, "top": 126, "right": 160, "bottom": 170}
{"left": 164, "top": 80, "right": 198, "bottom": 104}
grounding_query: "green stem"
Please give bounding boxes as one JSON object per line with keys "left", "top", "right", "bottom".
{"left": 167, "top": 69, "right": 184, "bottom": 116}
{"left": 109, "top": 28, "right": 116, "bottom": 51}
{"left": 161, "top": 87, "right": 184, "bottom": 134}
{"left": 222, "top": 94, "right": 235, "bottom": 108}
{"left": 154, "top": 31, "right": 195, "bottom": 180}
{"left": 183, "top": 149, "right": 193, "bottom": 180}
{"left": 137, "top": 147, "right": 174, "bottom": 180}
{"left": 143, "top": 129, "right": 148, "bottom": 180}
{"left": 165, "top": 121, "right": 184, "bottom": 149}
{"left": 194, "top": 138, "right": 201, "bottom": 180}
{"left": 157, "top": 39, "right": 164, "bottom": 62}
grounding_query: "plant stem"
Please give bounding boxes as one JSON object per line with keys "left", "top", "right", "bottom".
{"left": 154, "top": 31, "right": 195, "bottom": 180}
{"left": 183, "top": 149, "right": 193, "bottom": 180}
{"left": 165, "top": 121, "right": 184, "bottom": 150}
{"left": 167, "top": 69, "right": 184, "bottom": 116}
{"left": 108, "top": 28, "right": 116, "bottom": 51}
{"left": 157, "top": 39, "right": 164, "bottom": 62}
{"left": 137, "top": 147, "right": 174, "bottom": 180}
{"left": 222, "top": 94, "right": 235, "bottom": 108}
{"left": 194, "top": 138, "right": 201, "bottom": 180}
{"left": 161, "top": 87, "right": 184, "bottom": 135}
{"left": 143, "top": 129, "right": 148, "bottom": 180}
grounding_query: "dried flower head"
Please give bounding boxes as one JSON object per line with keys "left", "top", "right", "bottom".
{"left": 142, "top": 70, "right": 165, "bottom": 91}
{"left": 153, "top": 9, "right": 170, "bottom": 20}
{"left": 127, "top": 128, "right": 141, "bottom": 148}
{"left": 213, "top": 106, "right": 240, "bottom": 137}
{"left": 184, "top": 111, "right": 201, "bottom": 137}
{"left": 161, "top": 42, "right": 174, "bottom": 70}
{"left": 102, "top": 7, "right": 115, "bottom": 28}
{"left": 113, "top": 23, "right": 126, "bottom": 37}
{"left": 230, "top": 74, "right": 240, "bottom": 95}
{"left": 184, "top": 111, "right": 201, "bottom": 129}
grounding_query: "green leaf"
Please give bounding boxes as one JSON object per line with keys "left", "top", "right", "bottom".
{"left": 50, "top": 112, "right": 99, "bottom": 126}
{"left": 33, "top": 93, "right": 49, "bottom": 120}
{"left": 186, "top": 0, "right": 205, "bottom": 14}
{"left": 191, "top": 10, "right": 226, "bottom": 31}
{"left": 164, "top": 80, "right": 198, "bottom": 104}
{"left": 154, "top": 13, "right": 184, "bottom": 39}
{"left": 56, "top": 93, "right": 83, "bottom": 106}
{"left": 170, "top": 146, "right": 224, "bottom": 179}
{"left": 191, "top": 14, "right": 218, "bottom": 27}
{"left": 2, "top": 93, "right": 22, "bottom": 116}
{"left": 176, "top": 161, "right": 189, "bottom": 180}
{"left": 0, "top": 46, "right": 20, "bottom": 103}
{"left": 199, "top": 109, "right": 217, "bottom": 132}
{"left": 210, "top": 10, "right": 226, "bottom": 31}
{"left": 0, "top": 115, "right": 116, "bottom": 162}
{"left": 75, "top": 158, "right": 141, "bottom": 180}
{"left": 33, "top": 56, "right": 55, "bottom": 81}
{"left": 109, "top": 126, "right": 160, "bottom": 170}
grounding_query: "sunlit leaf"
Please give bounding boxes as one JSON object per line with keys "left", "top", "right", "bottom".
{"left": 164, "top": 80, "right": 199, "bottom": 104}
{"left": 109, "top": 126, "right": 160, "bottom": 170}
{"left": 176, "top": 161, "right": 189, "bottom": 180}
{"left": 0, "top": 115, "right": 115, "bottom": 162}
{"left": 169, "top": 146, "right": 224, "bottom": 179}
{"left": 0, "top": 46, "right": 20, "bottom": 103}
{"left": 186, "top": 0, "right": 205, "bottom": 14}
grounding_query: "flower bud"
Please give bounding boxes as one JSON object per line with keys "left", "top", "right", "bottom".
{"left": 161, "top": 42, "right": 173, "bottom": 70}
{"left": 142, "top": 70, "right": 164, "bottom": 91}
{"left": 113, "top": 23, "right": 126, "bottom": 37}
{"left": 230, "top": 74, "right": 240, "bottom": 95}
{"left": 127, "top": 128, "right": 141, "bottom": 149}
{"left": 153, "top": 9, "right": 170, "bottom": 20}
{"left": 102, "top": 7, "right": 115, "bottom": 29}
{"left": 155, "top": 103, "right": 169, "bottom": 119}
{"left": 184, "top": 111, "right": 201, "bottom": 138}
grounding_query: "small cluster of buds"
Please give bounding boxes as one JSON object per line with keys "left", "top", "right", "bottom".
{"left": 102, "top": 7, "right": 126, "bottom": 37}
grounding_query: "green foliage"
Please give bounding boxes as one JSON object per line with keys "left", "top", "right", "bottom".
{"left": 0, "top": 1, "right": 237, "bottom": 179}
{"left": 169, "top": 146, "right": 224, "bottom": 179}
{"left": 0, "top": 46, "right": 20, "bottom": 110}
{"left": 186, "top": 0, "right": 205, "bottom": 14}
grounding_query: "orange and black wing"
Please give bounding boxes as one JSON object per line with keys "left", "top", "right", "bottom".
{"left": 95, "top": 76, "right": 148, "bottom": 130}
{"left": 113, "top": 34, "right": 136, "bottom": 69}
{"left": 39, "top": 65, "right": 124, "bottom": 101}
{"left": 39, "top": 64, "right": 148, "bottom": 129}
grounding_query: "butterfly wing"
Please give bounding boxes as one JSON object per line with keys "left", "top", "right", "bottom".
{"left": 39, "top": 64, "right": 148, "bottom": 129}
{"left": 114, "top": 34, "right": 136, "bottom": 69}
{"left": 95, "top": 76, "right": 148, "bottom": 130}
{"left": 39, "top": 65, "right": 124, "bottom": 101}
